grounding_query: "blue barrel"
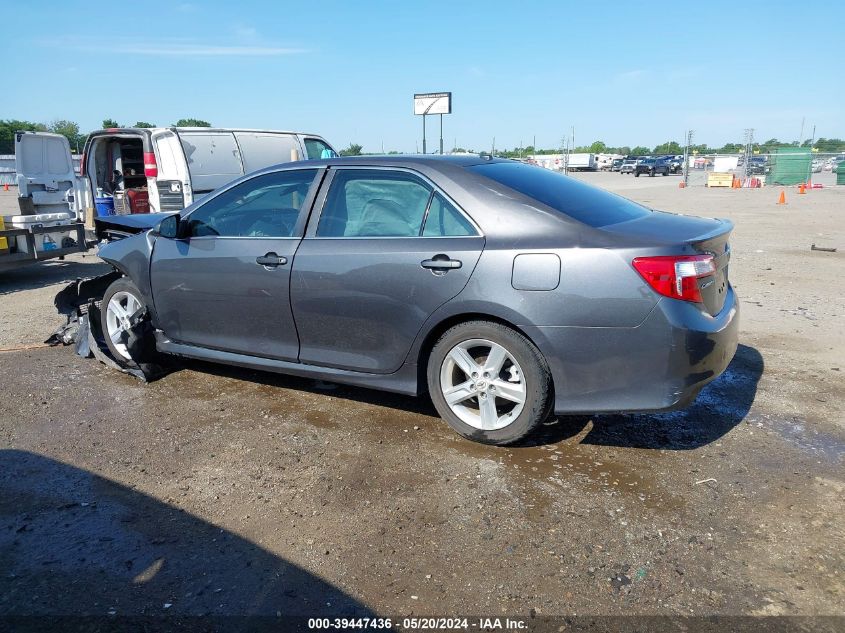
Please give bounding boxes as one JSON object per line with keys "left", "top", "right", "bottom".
{"left": 94, "top": 196, "right": 115, "bottom": 217}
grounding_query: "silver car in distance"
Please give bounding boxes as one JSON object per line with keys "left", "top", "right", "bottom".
{"left": 96, "top": 156, "right": 738, "bottom": 445}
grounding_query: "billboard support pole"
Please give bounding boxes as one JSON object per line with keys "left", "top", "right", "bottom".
{"left": 439, "top": 114, "right": 443, "bottom": 155}
{"left": 422, "top": 115, "right": 427, "bottom": 155}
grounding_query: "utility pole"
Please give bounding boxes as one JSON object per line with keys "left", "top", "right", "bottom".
{"left": 799, "top": 116, "right": 805, "bottom": 147}
{"left": 743, "top": 128, "right": 755, "bottom": 179}
{"left": 683, "top": 129, "right": 694, "bottom": 186}
{"left": 422, "top": 115, "right": 427, "bottom": 154}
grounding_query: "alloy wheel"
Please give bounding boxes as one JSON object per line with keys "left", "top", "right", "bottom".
{"left": 439, "top": 338, "right": 526, "bottom": 431}
{"left": 105, "top": 291, "right": 142, "bottom": 360}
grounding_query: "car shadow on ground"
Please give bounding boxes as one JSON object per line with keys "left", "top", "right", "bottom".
{"left": 183, "top": 345, "right": 763, "bottom": 453}
{"left": 528, "top": 344, "right": 764, "bottom": 450}
{"left": 0, "top": 257, "right": 112, "bottom": 296}
{"left": 183, "top": 359, "right": 442, "bottom": 419}
{"left": 0, "top": 449, "right": 373, "bottom": 622}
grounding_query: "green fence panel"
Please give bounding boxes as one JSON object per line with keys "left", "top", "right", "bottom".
{"left": 768, "top": 147, "right": 812, "bottom": 185}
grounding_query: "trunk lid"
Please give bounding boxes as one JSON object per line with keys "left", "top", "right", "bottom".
{"left": 606, "top": 211, "right": 733, "bottom": 316}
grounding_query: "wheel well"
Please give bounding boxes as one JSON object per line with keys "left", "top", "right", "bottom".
{"left": 415, "top": 313, "right": 540, "bottom": 393}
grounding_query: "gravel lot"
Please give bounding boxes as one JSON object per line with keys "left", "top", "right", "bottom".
{"left": 0, "top": 176, "right": 843, "bottom": 621}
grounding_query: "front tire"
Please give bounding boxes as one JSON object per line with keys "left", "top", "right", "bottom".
{"left": 101, "top": 277, "right": 146, "bottom": 363}
{"left": 427, "top": 321, "right": 552, "bottom": 445}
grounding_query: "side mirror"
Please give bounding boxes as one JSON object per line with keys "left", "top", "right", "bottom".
{"left": 156, "top": 214, "right": 181, "bottom": 239}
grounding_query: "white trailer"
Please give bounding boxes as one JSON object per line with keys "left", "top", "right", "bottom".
{"left": 565, "top": 153, "right": 597, "bottom": 171}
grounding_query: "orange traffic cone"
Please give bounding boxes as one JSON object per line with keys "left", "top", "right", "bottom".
{"left": 678, "top": 181, "right": 686, "bottom": 188}
{"left": 777, "top": 191, "right": 786, "bottom": 204}
{"left": 2, "top": 183, "right": 8, "bottom": 192}
{"left": 799, "top": 184, "right": 806, "bottom": 194}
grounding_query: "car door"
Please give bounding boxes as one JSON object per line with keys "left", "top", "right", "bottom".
{"left": 149, "top": 167, "right": 321, "bottom": 360}
{"left": 291, "top": 167, "right": 484, "bottom": 374}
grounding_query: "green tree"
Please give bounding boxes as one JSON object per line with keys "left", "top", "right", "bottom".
{"left": 630, "top": 146, "right": 650, "bottom": 155}
{"left": 134, "top": 121, "right": 155, "bottom": 128}
{"left": 174, "top": 118, "right": 211, "bottom": 127}
{"left": 102, "top": 118, "right": 121, "bottom": 128}
{"left": 339, "top": 143, "right": 363, "bottom": 156}
{"left": 653, "top": 141, "right": 682, "bottom": 154}
{"left": 588, "top": 140, "right": 607, "bottom": 153}
{"left": 0, "top": 119, "right": 47, "bottom": 153}
{"left": 48, "top": 119, "right": 83, "bottom": 151}
{"left": 814, "top": 138, "right": 845, "bottom": 152}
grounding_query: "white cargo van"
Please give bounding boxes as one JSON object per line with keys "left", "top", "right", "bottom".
{"left": 76, "top": 127, "right": 336, "bottom": 221}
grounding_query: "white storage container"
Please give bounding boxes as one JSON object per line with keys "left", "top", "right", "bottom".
{"left": 2, "top": 212, "right": 76, "bottom": 254}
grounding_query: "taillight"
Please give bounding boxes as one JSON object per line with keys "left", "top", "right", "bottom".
{"left": 143, "top": 152, "right": 158, "bottom": 178}
{"left": 632, "top": 254, "right": 716, "bottom": 303}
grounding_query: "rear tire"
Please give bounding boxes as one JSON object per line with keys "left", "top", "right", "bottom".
{"left": 427, "top": 321, "right": 552, "bottom": 445}
{"left": 101, "top": 277, "right": 147, "bottom": 364}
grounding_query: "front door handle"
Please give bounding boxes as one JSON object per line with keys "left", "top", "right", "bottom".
{"left": 256, "top": 252, "right": 287, "bottom": 267}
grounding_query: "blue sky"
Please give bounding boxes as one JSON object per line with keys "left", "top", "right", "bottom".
{"left": 3, "top": 1, "right": 843, "bottom": 152}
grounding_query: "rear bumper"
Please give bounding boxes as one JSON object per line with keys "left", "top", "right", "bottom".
{"left": 523, "top": 287, "right": 739, "bottom": 415}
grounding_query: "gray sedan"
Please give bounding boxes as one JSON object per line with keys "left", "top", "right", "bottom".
{"left": 97, "top": 156, "right": 738, "bottom": 445}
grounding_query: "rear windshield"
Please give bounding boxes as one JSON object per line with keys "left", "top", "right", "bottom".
{"left": 468, "top": 162, "right": 651, "bottom": 227}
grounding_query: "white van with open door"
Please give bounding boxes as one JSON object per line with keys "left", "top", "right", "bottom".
{"left": 77, "top": 127, "right": 336, "bottom": 224}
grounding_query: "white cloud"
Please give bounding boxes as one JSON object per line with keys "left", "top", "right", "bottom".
{"left": 48, "top": 37, "right": 307, "bottom": 57}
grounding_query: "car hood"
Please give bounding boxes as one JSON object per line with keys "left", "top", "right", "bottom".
{"left": 95, "top": 212, "right": 174, "bottom": 239}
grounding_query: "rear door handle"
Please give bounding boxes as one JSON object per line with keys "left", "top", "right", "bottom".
{"left": 256, "top": 252, "right": 287, "bottom": 267}
{"left": 421, "top": 255, "right": 462, "bottom": 270}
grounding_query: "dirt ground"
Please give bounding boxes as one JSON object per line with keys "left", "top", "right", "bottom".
{"left": 0, "top": 176, "right": 843, "bottom": 623}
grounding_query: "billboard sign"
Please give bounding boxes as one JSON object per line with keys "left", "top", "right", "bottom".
{"left": 414, "top": 92, "right": 452, "bottom": 115}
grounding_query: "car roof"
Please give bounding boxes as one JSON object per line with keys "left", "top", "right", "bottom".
{"left": 300, "top": 154, "right": 501, "bottom": 169}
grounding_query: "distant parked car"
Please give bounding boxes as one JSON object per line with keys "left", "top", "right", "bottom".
{"left": 610, "top": 158, "right": 624, "bottom": 172}
{"left": 746, "top": 157, "right": 767, "bottom": 175}
{"left": 620, "top": 158, "right": 638, "bottom": 174}
{"left": 635, "top": 158, "right": 670, "bottom": 177}
{"left": 93, "top": 156, "right": 738, "bottom": 445}
{"left": 666, "top": 156, "right": 683, "bottom": 174}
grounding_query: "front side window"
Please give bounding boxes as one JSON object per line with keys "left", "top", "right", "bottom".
{"left": 185, "top": 169, "right": 317, "bottom": 238}
{"left": 317, "top": 169, "right": 433, "bottom": 237}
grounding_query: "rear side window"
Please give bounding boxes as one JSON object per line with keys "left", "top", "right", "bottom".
{"left": 317, "top": 169, "right": 432, "bottom": 237}
{"left": 423, "top": 192, "right": 475, "bottom": 237}
{"left": 469, "top": 162, "right": 650, "bottom": 227}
